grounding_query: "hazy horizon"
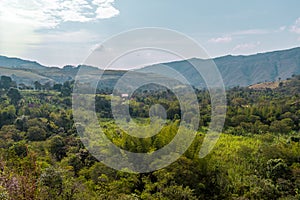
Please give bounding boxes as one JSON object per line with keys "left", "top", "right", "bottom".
{"left": 1, "top": 45, "right": 300, "bottom": 70}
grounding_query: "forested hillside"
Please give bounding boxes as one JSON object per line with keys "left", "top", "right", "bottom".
{"left": 0, "top": 75, "right": 300, "bottom": 199}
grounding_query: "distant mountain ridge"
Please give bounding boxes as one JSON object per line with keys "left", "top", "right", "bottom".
{"left": 0, "top": 47, "right": 300, "bottom": 88}
{"left": 0, "top": 55, "right": 47, "bottom": 70}
{"left": 214, "top": 47, "right": 300, "bottom": 87}
{"left": 141, "top": 47, "right": 300, "bottom": 87}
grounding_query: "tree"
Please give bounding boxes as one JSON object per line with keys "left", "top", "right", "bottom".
{"left": 0, "top": 125, "right": 21, "bottom": 142}
{"left": 61, "top": 81, "right": 73, "bottom": 97}
{"left": 43, "top": 82, "right": 52, "bottom": 91}
{"left": 0, "top": 105, "right": 16, "bottom": 128}
{"left": 0, "top": 76, "right": 16, "bottom": 90}
{"left": 7, "top": 88, "right": 22, "bottom": 106}
{"left": 49, "top": 136, "right": 66, "bottom": 161}
{"left": 266, "top": 159, "right": 290, "bottom": 181}
{"left": 34, "top": 81, "right": 42, "bottom": 90}
{"left": 53, "top": 83, "right": 62, "bottom": 92}
{"left": 68, "top": 155, "right": 84, "bottom": 176}
{"left": 15, "top": 115, "right": 28, "bottom": 132}
{"left": 270, "top": 119, "right": 293, "bottom": 135}
{"left": 10, "top": 141, "right": 27, "bottom": 158}
{"left": 39, "top": 167, "right": 63, "bottom": 199}
{"left": 141, "top": 169, "right": 198, "bottom": 200}
{"left": 18, "top": 83, "right": 27, "bottom": 90}
{"left": 27, "top": 126, "right": 46, "bottom": 141}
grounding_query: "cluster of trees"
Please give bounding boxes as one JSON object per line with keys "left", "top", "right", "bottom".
{"left": 0, "top": 75, "right": 74, "bottom": 97}
{"left": 0, "top": 76, "right": 17, "bottom": 90}
{"left": 99, "top": 76, "right": 300, "bottom": 137}
{"left": 0, "top": 75, "right": 299, "bottom": 199}
{"left": 32, "top": 81, "right": 74, "bottom": 97}
{"left": 223, "top": 76, "right": 300, "bottom": 136}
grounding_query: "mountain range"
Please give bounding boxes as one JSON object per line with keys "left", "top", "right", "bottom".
{"left": 0, "top": 47, "right": 300, "bottom": 88}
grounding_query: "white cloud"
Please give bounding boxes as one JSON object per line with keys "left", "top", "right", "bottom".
{"left": 95, "top": 4, "right": 120, "bottom": 19}
{"left": 279, "top": 26, "right": 286, "bottom": 31}
{"left": 232, "top": 29, "right": 269, "bottom": 36}
{"left": 93, "top": 0, "right": 115, "bottom": 4}
{"left": 0, "top": 0, "right": 118, "bottom": 56}
{"left": 273, "top": 26, "right": 286, "bottom": 33}
{"left": 92, "top": 0, "right": 120, "bottom": 19}
{"left": 0, "top": 0, "right": 120, "bottom": 29}
{"left": 233, "top": 42, "right": 261, "bottom": 52}
{"left": 290, "top": 18, "right": 300, "bottom": 34}
{"left": 208, "top": 36, "right": 232, "bottom": 44}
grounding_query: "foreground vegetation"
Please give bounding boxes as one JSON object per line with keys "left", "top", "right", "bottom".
{"left": 0, "top": 75, "right": 299, "bottom": 199}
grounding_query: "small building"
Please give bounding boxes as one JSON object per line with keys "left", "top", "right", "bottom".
{"left": 121, "top": 93, "right": 129, "bottom": 99}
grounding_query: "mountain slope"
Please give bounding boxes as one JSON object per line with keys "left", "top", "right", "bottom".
{"left": 140, "top": 47, "right": 300, "bottom": 87}
{"left": 0, "top": 55, "right": 47, "bottom": 70}
{"left": 214, "top": 47, "right": 300, "bottom": 87}
{"left": 1, "top": 47, "right": 300, "bottom": 88}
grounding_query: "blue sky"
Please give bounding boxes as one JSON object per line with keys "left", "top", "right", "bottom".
{"left": 0, "top": 0, "right": 300, "bottom": 68}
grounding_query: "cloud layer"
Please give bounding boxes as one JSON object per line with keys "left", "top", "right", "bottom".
{"left": 208, "top": 36, "right": 232, "bottom": 44}
{"left": 0, "top": 0, "right": 120, "bottom": 29}
{"left": 0, "top": 0, "right": 118, "bottom": 57}
{"left": 290, "top": 18, "right": 300, "bottom": 34}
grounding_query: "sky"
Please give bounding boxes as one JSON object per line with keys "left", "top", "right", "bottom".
{"left": 0, "top": 0, "right": 300, "bottom": 69}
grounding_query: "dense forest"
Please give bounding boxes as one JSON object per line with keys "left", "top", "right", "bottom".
{"left": 0, "top": 75, "right": 300, "bottom": 199}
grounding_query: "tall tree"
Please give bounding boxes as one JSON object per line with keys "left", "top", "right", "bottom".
{"left": 34, "top": 81, "right": 42, "bottom": 90}
{"left": 0, "top": 76, "right": 16, "bottom": 90}
{"left": 7, "top": 88, "right": 22, "bottom": 106}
